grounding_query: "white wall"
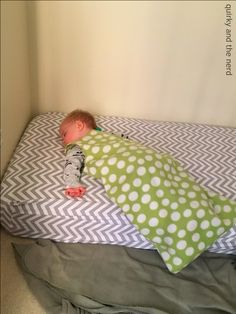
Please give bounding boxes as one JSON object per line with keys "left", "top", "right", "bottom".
{"left": 31, "top": 1, "right": 236, "bottom": 126}
{"left": 1, "top": 1, "right": 236, "bottom": 176}
{"left": 1, "top": 1, "right": 31, "bottom": 176}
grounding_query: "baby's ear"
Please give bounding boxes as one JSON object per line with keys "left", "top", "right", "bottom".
{"left": 75, "top": 120, "right": 84, "bottom": 130}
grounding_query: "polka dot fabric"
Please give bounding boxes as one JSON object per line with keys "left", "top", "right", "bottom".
{"left": 77, "top": 130, "right": 236, "bottom": 273}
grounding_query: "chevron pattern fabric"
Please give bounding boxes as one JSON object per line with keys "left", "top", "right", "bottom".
{"left": 1, "top": 112, "right": 236, "bottom": 254}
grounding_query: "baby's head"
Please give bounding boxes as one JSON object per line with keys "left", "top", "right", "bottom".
{"left": 60, "top": 109, "right": 97, "bottom": 145}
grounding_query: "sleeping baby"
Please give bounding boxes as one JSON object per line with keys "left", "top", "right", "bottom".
{"left": 59, "top": 109, "right": 236, "bottom": 273}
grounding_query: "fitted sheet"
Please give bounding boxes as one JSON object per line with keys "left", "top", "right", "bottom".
{"left": 1, "top": 112, "right": 236, "bottom": 253}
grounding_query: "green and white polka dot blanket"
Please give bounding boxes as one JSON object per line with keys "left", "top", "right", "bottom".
{"left": 76, "top": 130, "right": 236, "bottom": 273}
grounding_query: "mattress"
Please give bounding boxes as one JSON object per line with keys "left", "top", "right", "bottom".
{"left": 1, "top": 112, "right": 236, "bottom": 254}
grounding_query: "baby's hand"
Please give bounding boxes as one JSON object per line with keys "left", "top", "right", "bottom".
{"left": 65, "top": 186, "right": 86, "bottom": 198}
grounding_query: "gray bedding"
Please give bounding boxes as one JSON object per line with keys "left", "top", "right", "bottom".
{"left": 13, "top": 240, "right": 236, "bottom": 314}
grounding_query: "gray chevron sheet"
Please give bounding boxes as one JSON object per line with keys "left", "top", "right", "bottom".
{"left": 1, "top": 112, "right": 236, "bottom": 254}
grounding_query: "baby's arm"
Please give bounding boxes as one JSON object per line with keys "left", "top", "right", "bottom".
{"left": 64, "top": 145, "right": 86, "bottom": 197}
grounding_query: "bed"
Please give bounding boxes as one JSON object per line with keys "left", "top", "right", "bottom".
{"left": 1, "top": 112, "right": 236, "bottom": 259}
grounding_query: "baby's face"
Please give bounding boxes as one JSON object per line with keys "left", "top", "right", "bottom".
{"left": 60, "top": 121, "right": 83, "bottom": 145}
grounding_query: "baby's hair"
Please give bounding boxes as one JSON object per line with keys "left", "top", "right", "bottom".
{"left": 61, "top": 109, "right": 97, "bottom": 129}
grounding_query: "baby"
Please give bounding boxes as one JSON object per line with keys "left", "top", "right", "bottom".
{"left": 60, "top": 109, "right": 235, "bottom": 273}
{"left": 60, "top": 109, "right": 96, "bottom": 197}
{"left": 60, "top": 109, "right": 129, "bottom": 197}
